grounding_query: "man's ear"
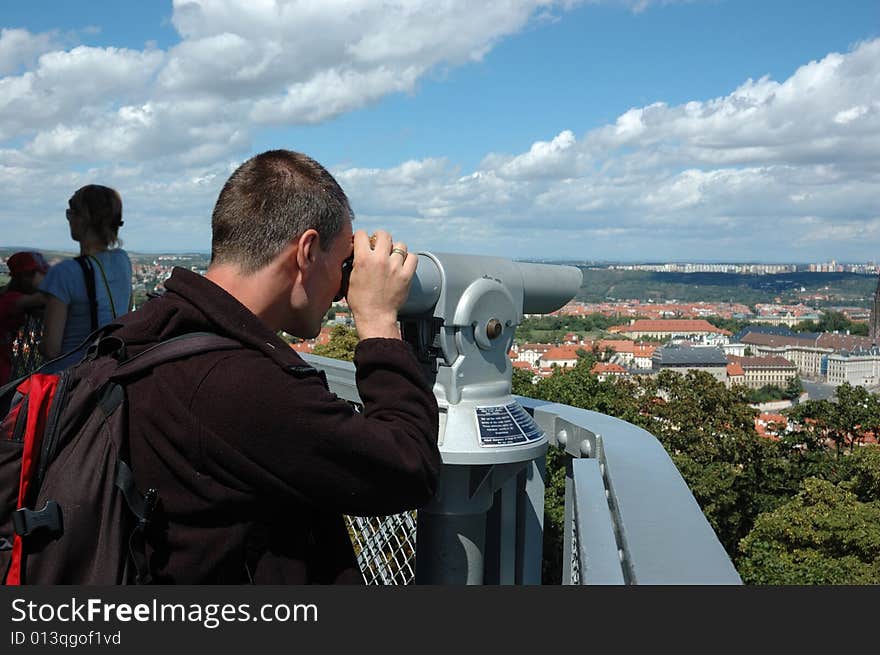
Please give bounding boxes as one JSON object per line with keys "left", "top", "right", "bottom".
{"left": 296, "top": 229, "right": 320, "bottom": 272}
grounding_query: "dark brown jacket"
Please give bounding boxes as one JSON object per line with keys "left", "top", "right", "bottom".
{"left": 114, "top": 268, "right": 441, "bottom": 584}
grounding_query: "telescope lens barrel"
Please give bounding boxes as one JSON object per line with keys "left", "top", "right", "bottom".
{"left": 397, "top": 254, "right": 582, "bottom": 317}
{"left": 517, "top": 262, "right": 584, "bottom": 314}
{"left": 399, "top": 254, "right": 443, "bottom": 315}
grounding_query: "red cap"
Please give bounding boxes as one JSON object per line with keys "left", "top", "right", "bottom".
{"left": 6, "top": 251, "right": 50, "bottom": 275}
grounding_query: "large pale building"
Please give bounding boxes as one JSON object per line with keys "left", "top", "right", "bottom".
{"left": 727, "top": 355, "right": 798, "bottom": 389}
{"left": 609, "top": 319, "right": 730, "bottom": 341}
{"left": 826, "top": 347, "right": 880, "bottom": 387}
{"left": 730, "top": 326, "right": 878, "bottom": 386}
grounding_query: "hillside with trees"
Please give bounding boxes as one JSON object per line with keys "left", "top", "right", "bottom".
{"left": 573, "top": 268, "right": 877, "bottom": 306}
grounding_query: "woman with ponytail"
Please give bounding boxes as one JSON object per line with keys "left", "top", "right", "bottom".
{"left": 39, "top": 185, "right": 132, "bottom": 372}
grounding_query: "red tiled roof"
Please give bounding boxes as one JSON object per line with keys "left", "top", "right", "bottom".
{"left": 726, "top": 362, "right": 745, "bottom": 377}
{"left": 609, "top": 319, "right": 728, "bottom": 334}
{"left": 755, "top": 413, "right": 788, "bottom": 440}
{"left": 591, "top": 362, "right": 628, "bottom": 374}
{"left": 542, "top": 346, "right": 582, "bottom": 361}
{"left": 728, "top": 355, "right": 796, "bottom": 369}
{"left": 597, "top": 339, "right": 634, "bottom": 351}
{"left": 521, "top": 343, "right": 555, "bottom": 353}
{"left": 512, "top": 361, "right": 534, "bottom": 370}
{"left": 597, "top": 340, "right": 657, "bottom": 357}
{"left": 740, "top": 333, "right": 815, "bottom": 348}
{"left": 816, "top": 333, "right": 875, "bottom": 350}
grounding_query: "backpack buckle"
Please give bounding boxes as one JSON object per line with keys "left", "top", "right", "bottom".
{"left": 12, "top": 501, "right": 64, "bottom": 539}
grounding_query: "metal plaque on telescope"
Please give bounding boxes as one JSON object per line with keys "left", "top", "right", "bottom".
{"left": 475, "top": 402, "right": 545, "bottom": 447}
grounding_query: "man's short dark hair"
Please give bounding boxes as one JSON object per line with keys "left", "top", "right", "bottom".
{"left": 210, "top": 149, "right": 354, "bottom": 273}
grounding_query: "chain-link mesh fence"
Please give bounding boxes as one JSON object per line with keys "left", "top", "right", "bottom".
{"left": 569, "top": 496, "right": 581, "bottom": 585}
{"left": 346, "top": 512, "right": 418, "bottom": 585}
{"left": 343, "top": 396, "right": 419, "bottom": 585}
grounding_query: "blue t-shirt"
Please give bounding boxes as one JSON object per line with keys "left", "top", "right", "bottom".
{"left": 39, "top": 249, "right": 132, "bottom": 372}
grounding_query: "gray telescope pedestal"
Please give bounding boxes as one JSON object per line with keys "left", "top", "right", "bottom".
{"left": 400, "top": 253, "right": 582, "bottom": 585}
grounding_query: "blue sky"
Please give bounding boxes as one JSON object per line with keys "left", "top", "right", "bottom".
{"left": 1, "top": 0, "right": 878, "bottom": 262}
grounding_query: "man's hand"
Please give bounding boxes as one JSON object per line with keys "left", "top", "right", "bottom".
{"left": 346, "top": 230, "right": 417, "bottom": 340}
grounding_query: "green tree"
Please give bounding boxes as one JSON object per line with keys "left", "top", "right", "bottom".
{"left": 747, "top": 384, "right": 787, "bottom": 404}
{"left": 738, "top": 478, "right": 880, "bottom": 584}
{"left": 818, "top": 310, "right": 853, "bottom": 333}
{"left": 788, "top": 384, "right": 880, "bottom": 455}
{"left": 311, "top": 324, "right": 359, "bottom": 361}
{"left": 793, "top": 310, "right": 869, "bottom": 336}
{"left": 643, "top": 371, "right": 802, "bottom": 554}
{"left": 515, "top": 351, "right": 872, "bottom": 583}
{"left": 829, "top": 445, "right": 880, "bottom": 503}
{"left": 511, "top": 367, "right": 536, "bottom": 396}
{"left": 783, "top": 376, "right": 804, "bottom": 400}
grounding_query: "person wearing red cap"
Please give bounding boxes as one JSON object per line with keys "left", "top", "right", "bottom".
{"left": 0, "top": 251, "right": 50, "bottom": 383}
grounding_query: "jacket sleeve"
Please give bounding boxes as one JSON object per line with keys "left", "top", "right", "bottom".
{"left": 192, "top": 338, "right": 441, "bottom": 517}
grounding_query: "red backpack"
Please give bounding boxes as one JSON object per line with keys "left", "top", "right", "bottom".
{"left": 0, "top": 331, "right": 240, "bottom": 584}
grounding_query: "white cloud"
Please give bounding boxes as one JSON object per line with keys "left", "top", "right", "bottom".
{"left": 1, "top": 4, "right": 878, "bottom": 262}
{"left": 1, "top": 1, "right": 586, "bottom": 163}
{"left": 0, "top": 28, "right": 59, "bottom": 75}
{"left": 483, "top": 130, "right": 580, "bottom": 180}
{"left": 327, "top": 39, "right": 880, "bottom": 259}
{"left": 0, "top": 45, "right": 164, "bottom": 141}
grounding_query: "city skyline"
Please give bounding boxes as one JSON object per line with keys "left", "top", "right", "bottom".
{"left": 1, "top": 1, "right": 878, "bottom": 261}
{"left": 1, "top": 244, "right": 878, "bottom": 270}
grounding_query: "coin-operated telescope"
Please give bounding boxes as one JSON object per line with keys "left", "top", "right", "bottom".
{"left": 397, "top": 253, "right": 583, "bottom": 584}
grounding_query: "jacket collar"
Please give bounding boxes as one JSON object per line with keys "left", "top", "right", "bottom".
{"left": 163, "top": 267, "right": 309, "bottom": 370}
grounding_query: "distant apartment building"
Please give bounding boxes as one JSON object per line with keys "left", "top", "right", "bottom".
{"left": 609, "top": 319, "right": 730, "bottom": 341}
{"left": 727, "top": 355, "right": 798, "bottom": 389}
{"left": 652, "top": 345, "right": 729, "bottom": 382}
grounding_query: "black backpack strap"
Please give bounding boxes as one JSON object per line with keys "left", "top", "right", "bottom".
{"left": 115, "top": 460, "right": 157, "bottom": 584}
{"left": 88, "top": 255, "right": 117, "bottom": 319}
{"left": 75, "top": 256, "right": 98, "bottom": 332}
{"left": 109, "top": 332, "right": 243, "bottom": 380}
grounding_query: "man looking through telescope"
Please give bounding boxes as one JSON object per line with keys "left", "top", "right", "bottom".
{"left": 111, "top": 149, "right": 441, "bottom": 583}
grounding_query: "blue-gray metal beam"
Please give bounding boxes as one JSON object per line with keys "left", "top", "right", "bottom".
{"left": 521, "top": 398, "right": 742, "bottom": 585}
{"left": 571, "top": 459, "right": 626, "bottom": 584}
{"left": 515, "top": 460, "right": 545, "bottom": 585}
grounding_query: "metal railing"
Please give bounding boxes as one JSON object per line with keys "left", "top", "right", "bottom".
{"left": 520, "top": 397, "right": 742, "bottom": 584}
{"left": 306, "top": 353, "right": 742, "bottom": 585}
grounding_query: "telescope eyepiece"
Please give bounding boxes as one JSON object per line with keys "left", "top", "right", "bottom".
{"left": 334, "top": 253, "right": 355, "bottom": 302}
